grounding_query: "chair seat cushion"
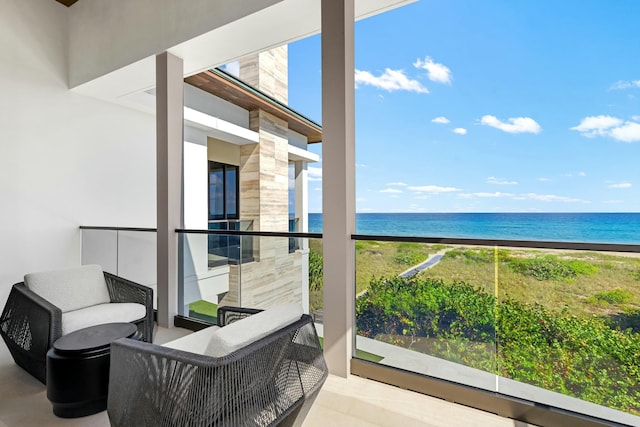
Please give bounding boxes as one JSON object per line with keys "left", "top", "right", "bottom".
{"left": 161, "top": 325, "right": 221, "bottom": 355}
{"left": 204, "top": 303, "right": 303, "bottom": 358}
{"left": 25, "top": 264, "right": 110, "bottom": 313}
{"left": 61, "top": 303, "right": 147, "bottom": 335}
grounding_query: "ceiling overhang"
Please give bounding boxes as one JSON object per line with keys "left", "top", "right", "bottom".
{"left": 70, "top": 0, "right": 416, "bottom": 111}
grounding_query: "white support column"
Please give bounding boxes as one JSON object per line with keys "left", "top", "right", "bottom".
{"left": 156, "top": 52, "right": 184, "bottom": 328}
{"left": 321, "top": 0, "right": 355, "bottom": 378}
{"left": 295, "top": 161, "right": 309, "bottom": 240}
{"left": 295, "top": 160, "right": 310, "bottom": 314}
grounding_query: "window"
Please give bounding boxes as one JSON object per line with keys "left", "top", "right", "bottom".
{"left": 209, "top": 161, "right": 238, "bottom": 220}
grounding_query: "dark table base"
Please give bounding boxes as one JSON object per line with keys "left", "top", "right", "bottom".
{"left": 46, "top": 323, "right": 142, "bottom": 418}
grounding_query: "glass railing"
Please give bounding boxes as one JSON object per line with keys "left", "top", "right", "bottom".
{"left": 289, "top": 217, "right": 301, "bottom": 253}
{"left": 177, "top": 229, "right": 320, "bottom": 324}
{"left": 207, "top": 220, "right": 254, "bottom": 266}
{"left": 82, "top": 225, "right": 640, "bottom": 424}
{"left": 352, "top": 236, "right": 640, "bottom": 425}
{"left": 80, "top": 226, "right": 157, "bottom": 308}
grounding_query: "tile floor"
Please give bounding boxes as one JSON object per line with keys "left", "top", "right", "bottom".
{"left": 0, "top": 325, "right": 532, "bottom": 427}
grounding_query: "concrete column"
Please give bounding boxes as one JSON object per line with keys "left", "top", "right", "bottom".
{"left": 295, "top": 160, "right": 310, "bottom": 314}
{"left": 321, "top": 0, "right": 356, "bottom": 378}
{"left": 156, "top": 52, "right": 184, "bottom": 328}
{"left": 295, "top": 161, "right": 309, "bottom": 247}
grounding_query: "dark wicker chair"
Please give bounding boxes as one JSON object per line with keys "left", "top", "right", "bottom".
{"left": 108, "top": 306, "right": 327, "bottom": 427}
{"left": 0, "top": 270, "right": 153, "bottom": 384}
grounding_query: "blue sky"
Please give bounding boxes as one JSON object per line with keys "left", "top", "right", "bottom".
{"left": 287, "top": 0, "right": 640, "bottom": 213}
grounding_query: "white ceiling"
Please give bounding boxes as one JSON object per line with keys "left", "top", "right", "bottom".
{"left": 71, "top": 0, "right": 416, "bottom": 111}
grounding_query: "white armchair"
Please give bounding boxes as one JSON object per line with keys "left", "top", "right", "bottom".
{"left": 0, "top": 264, "right": 153, "bottom": 383}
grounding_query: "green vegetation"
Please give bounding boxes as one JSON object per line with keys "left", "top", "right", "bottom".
{"left": 588, "top": 288, "right": 633, "bottom": 306}
{"left": 507, "top": 254, "right": 598, "bottom": 281}
{"left": 355, "top": 275, "right": 640, "bottom": 414}
{"left": 308, "top": 242, "right": 640, "bottom": 414}
{"left": 188, "top": 300, "right": 218, "bottom": 324}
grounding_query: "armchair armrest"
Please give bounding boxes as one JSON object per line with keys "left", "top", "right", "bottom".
{"left": 103, "top": 272, "right": 154, "bottom": 342}
{"left": 104, "top": 272, "right": 153, "bottom": 306}
{"left": 0, "top": 282, "right": 62, "bottom": 383}
{"left": 216, "top": 305, "right": 263, "bottom": 326}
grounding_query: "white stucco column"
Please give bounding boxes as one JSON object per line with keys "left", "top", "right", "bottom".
{"left": 156, "top": 52, "right": 184, "bottom": 328}
{"left": 294, "top": 161, "right": 309, "bottom": 237}
{"left": 321, "top": 0, "right": 356, "bottom": 378}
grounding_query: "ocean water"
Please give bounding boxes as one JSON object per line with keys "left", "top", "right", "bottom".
{"left": 308, "top": 213, "right": 640, "bottom": 244}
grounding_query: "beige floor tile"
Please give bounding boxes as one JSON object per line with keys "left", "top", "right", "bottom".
{"left": 0, "top": 325, "right": 526, "bottom": 427}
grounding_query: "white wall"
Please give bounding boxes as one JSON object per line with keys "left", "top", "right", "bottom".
{"left": 0, "top": 0, "right": 157, "bottom": 306}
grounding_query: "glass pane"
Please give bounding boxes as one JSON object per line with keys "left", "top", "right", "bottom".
{"left": 354, "top": 241, "right": 497, "bottom": 385}
{"left": 209, "top": 167, "right": 224, "bottom": 220}
{"left": 225, "top": 167, "right": 238, "bottom": 218}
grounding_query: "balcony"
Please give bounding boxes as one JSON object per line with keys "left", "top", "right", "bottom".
{"left": 0, "top": 326, "right": 532, "bottom": 427}
{"left": 5, "top": 227, "right": 636, "bottom": 426}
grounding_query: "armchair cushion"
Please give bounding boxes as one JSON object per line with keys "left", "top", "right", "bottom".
{"left": 61, "top": 302, "right": 147, "bottom": 335}
{"left": 24, "top": 264, "right": 110, "bottom": 313}
{"left": 204, "top": 302, "right": 303, "bottom": 358}
{"left": 161, "top": 325, "right": 220, "bottom": 355}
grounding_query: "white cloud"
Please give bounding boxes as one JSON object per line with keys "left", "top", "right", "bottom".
{"left": 570, "top": 115, "right": 623, "bottom": 137}
{"left": 459, "top": 192, "right": 587, "bottom": 203}
{"left": 578, "top": 172, "right": 587, "bottom": 177}
{"left": 537, "top": 178, "right": 552, "bottom": 182}
{"left": 487, "top": 176, "right": 518, "bottom": 185}
{"left": 380, "top": 188, "right": 403, "bottom": 194}
{"left": 308, "top": 166, "right": 323, "bottom": 181}
{"left": 355, "top": 68, "right": 429, "bottom": 93}
{"left": 453, "top": 128, "right": 467, "bottom": 135}
{"left": 571, "top": 115, "right": 640, "bottom": 142}
{"left": 609, "top": 122, "right": 640, "bottom": 142}
{"left": 408, "top": 185, "right": 461, "bottom": 193}
{"left": 459, "top": 192, "right": 515, "bottom": 198}
{"left": 432, "top": 116, "right": 450, "bottom": 124}
{"left": 480, "top": 115, "right": 542, "bottom": 134}
{"left": 414, "top": 56, "right": 452, "bottom": 84}
{"left": 610, "top": 80, "right": 640, "bottom": 90}
{"left": 515, "top": 193, "right": 586, "bottom": 203}
{"left": 386, "top": 182, "right": 408, "bottom": 186}
{"left": 609, "top": 182, "right": 632, "bottom": 189}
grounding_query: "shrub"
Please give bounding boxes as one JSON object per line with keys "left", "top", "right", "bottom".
{"left": 508, "top": 255, "right": 597, "bottom": 281}
{"left": 309, "top": 249, "right": 323, "bottom": 292}
{"left": 356, "top": 275, "right": 640, "bottom": 414}
{"left": 587, "top": 288, "right": 633, "bottom": 305}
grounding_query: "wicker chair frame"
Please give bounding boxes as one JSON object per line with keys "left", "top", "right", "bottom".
{"left": 107, "top": 308, "right": 327, "bottom": 427}
{"left": 0, "top": 271, "right": 153, "bottom": 384}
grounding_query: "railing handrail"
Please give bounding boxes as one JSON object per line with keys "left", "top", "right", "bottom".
{"left": 176, "top": 228, "right": 322, "bottom": 239}
{"left": 79, "top": 226, "right": 157, "bottom": 232}
{"left": 352, "top": 234, "right": 640, "bottom": 253}
{"left": 81, "top": 226, "right": 640, "bottom": 253}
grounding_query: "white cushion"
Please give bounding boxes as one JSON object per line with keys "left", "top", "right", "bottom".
{"left": 61, "top": 302, "right": 146, "bottom": 335}
{"left": 161, "top": 326, "right": 221, "bottom": 355}
{"left": 25, "top": 264, "right": 110, "bottom": 313}
{"left": 204, "top": 303, "right": 303, "bottom": 358}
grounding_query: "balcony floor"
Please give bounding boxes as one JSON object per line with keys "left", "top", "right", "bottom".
{"left": 0, "top": 325, "right": 534, "bottom": 427}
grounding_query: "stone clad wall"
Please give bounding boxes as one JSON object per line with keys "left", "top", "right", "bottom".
{"left": 219, "top": 46, "right": 304, "bottom": 310}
